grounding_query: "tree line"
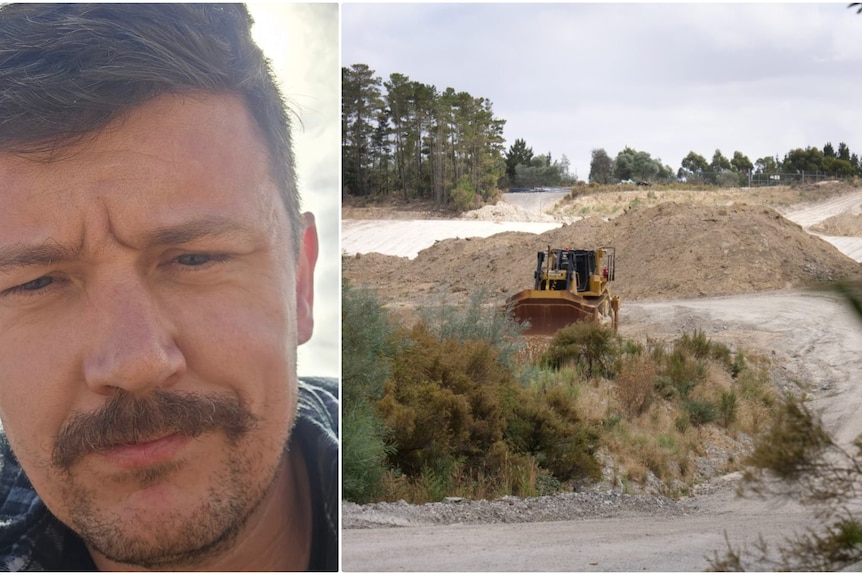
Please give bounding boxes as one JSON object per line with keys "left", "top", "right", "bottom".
{"left": 344, "top": 64, "right": 860, "bottom": 209}
{"left": 589, "top": 142, "right": 862, "bottom": 187}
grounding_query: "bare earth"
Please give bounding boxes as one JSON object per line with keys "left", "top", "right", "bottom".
{"left": 341, "top": 185, "right": 862, "bottom": 571}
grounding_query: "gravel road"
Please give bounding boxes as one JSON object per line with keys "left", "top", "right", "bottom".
{"left": 342, "top": 189, "right": 862, "bottom": 571}
{"left": 343, "top": 484, "right": 812, "bottom": 571}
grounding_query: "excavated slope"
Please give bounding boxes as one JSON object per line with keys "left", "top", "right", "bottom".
{"left": 811, "top": 212, "right": 862, "bottom": 237}
{"left": 342, "top": 202, "right": 862, "bottom": 307}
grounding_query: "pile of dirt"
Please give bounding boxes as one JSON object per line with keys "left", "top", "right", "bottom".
{"left": 811, "top": 212, "right": 862, "bottom": 237}
{"left": 462, "top": 201, "right": 559, "bottom": 223}
{"left": 342, "top": 202, "right": 862, "bottom": 308}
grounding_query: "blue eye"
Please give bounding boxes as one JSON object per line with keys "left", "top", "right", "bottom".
{"left": 177, "top": 254, "right": 214, "bottom": 266}
{"left": 6, "top": 276, "right": 54, "bottom": 294}
{"left": 175, "top": 253, "right": 230, "bottom": 267}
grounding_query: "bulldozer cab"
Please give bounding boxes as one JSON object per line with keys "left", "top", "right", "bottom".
{"left": 534, "top": 246, "right": 615, "bottom": 295}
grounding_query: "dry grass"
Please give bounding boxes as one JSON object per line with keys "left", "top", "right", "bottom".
{"left": 599, "top": 400, "right": 703, "bottom": 493}
{"left": 516, "top": 335, "right": 552, "bottom": 366}
{"left": 616, "top": 355, "right": 657, "bottom": 418}
{"left": 550, "top": 181, "right": 857, "bottom": 220}
{"left": 530, "top": 330, "right": 781, "bottom": 495}
{"left": 378, "top": 446, "right": 543, "bottom": 504}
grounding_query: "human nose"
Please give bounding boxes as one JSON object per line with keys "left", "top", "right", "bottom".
{"left": 82, "top": 278, "right": 186, "bottom": 396}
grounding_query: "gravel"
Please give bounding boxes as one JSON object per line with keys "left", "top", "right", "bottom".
{"left": 342, "top": 487, "right": 698, "bottom": 530}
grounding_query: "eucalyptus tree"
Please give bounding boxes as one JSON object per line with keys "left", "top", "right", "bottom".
{"left": 589, "top": 148, "right": 614, "bottom": 184}
{"left": 680, "top": 151, "right": 710, "bottom": 183}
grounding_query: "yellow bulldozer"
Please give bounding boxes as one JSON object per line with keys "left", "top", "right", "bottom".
{"left": 506, "top": 246, "right": 620, "bottom": 335}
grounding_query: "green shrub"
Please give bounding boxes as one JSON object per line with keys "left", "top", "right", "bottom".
{"left": 418, "top": 288, "right": 525, "bottom": 369}
{"left": 675, "top": 329, "right": 712, "bottom": 359}
{"left": 419, "top": 455, "right": 465, "bottom": 502}
{"left": 543, "top": 322, "right": 619, "bottom": 379}
{"left": 342, "top": 403, "right": 392, "bottom": 503}
{"left": 451, "top": 176, "right": 475, "bottom": 212}
{"left": 378, "top": 321, "right": 513, "bottom": 478}
{"left": 342, "top": 281, "right": 395, "bottom": 407}
{"left": 675, "top": 412, "right": 691, "bottom": 433}
{"left": 536, "top": 472, "right": 563, "bottom": 496}
{"left": 341, "top": 281, "right": 397, "bottom": 503}
{"left": 684, "top": 399, "right": 718, "bottom": 426}
{"left": 506, "top": 385, "right": 602, "bottom": 482}
{"left": 621, "top": 339, "right": 643, "bottom": 356}
{"left": 664, "top": 350, "right": 707, "bottom": 398}
{"left": 732, "top": 350, "right": 747, "bottom": 378}
{"left": 675, "top": 329, "right": 733, "bottom": 367}
{"left": 745, "top": 395, "right": 833, "bottom": 482}
{"left": 710, "top": 341, "right": 732, "bottom": 367}
{"left": 719, "top": 390, "right": 738, "bottom": 428}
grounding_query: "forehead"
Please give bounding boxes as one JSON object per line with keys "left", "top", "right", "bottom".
{"left": 0, "top": 93, "right": 283, "bottom": 247}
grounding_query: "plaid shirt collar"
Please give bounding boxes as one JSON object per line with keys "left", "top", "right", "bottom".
{"left": 0, "top": 377, "right": 339, "bottom": 571}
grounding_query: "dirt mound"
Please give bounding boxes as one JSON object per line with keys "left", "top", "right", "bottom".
{"left": 462, "top": 201, "right": 559, "bottom": 223}
{"left": 342, "top": 202, "right": 862, "bottom": 308}
{"left": 811, "top": 212, "right": 862, "bottom": 237}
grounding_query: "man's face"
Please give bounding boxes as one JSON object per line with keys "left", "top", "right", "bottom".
{"left": 0, "top": 94, "right": 316, "bottom": 566}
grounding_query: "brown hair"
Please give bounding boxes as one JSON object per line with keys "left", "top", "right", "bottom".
{"left": 0, "top": 3, "right": 300, "bottom": 249}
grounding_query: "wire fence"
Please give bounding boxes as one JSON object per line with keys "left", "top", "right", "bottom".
{"left": 685, "top": 170, "right": 843, "bottom": 187}
{"left": 748, "top": 171, "right": 839, "bottom": 187}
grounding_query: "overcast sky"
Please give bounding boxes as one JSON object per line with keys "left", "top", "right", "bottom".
{"left": 342, "top": 3, "right": 862, "bottom": 180}
{"left": 249, "top": 3, "right": 339, "bottom": 379}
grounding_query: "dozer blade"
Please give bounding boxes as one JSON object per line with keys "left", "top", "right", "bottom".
{"left": 506, "top": 289, "right": 609, "bottom": 336}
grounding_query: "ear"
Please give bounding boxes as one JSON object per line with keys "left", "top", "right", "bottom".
{"left": 295, "top": 212, "right": 318, "bottom": 345}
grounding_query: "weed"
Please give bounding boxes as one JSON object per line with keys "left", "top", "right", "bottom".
{"left": 719, "top": 390, "right": 738, "bottom": 427}
{"left": 536, "top": 472, "right": 563, "bottom": 496}
{"left": 675, "top": 329, "right": 712, "bottom": 359}
{"left": 732, "top": 349, "right": 747, "bottom": 378}
{"left": 657, "top": 434, "right": 678, "bottom": 452}
{"left": 604, "top": 413, "right": 623, "bottom": 430}
{"left": 621, "top": 339, "right": 643, "bottom": 356}
{"left": 684, "top": 399, "right": 718, "bottom": 426}
{"left": 616, "top": 356, "right": 656, "bottom": 418}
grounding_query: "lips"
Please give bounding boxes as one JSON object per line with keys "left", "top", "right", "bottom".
{"left": 97, "top": 433, "right": 191, "bottom": 470}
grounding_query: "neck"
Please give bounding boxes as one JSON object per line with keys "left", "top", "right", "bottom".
{"left": 223, "top": 447, "right": 313, "bottom": 571}
{"left": 90, "top": 448, "right": 313, "bottom": 571}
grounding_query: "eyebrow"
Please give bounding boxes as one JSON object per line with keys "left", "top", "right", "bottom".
{"left": 144, "top": 215, "right": 257, "bottom": 246}
{"left": 0, "top": 216, "right": 256, "bottom": 274}
{"left": 0, "top": 241, "right": 78, "bottom": 274}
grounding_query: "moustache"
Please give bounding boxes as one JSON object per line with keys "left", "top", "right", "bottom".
{"left": 52, "top": 389, "right": 258, "bottom": 470}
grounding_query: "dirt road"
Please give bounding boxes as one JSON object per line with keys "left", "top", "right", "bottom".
{"left": 342, "top": 189, "right": 862, "bottom": 571}
{"left": 343, "top": 489, "right": 811, "bottom": 571}
{"left": 782, "top": 188, "right": 862, "bottom": 262}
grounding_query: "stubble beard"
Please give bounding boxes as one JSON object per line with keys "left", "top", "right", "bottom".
{"left": 41, "top": 388, "right": 292, "bottom": 568}
{"left": 61, "top": 427, "right": 289, "bottom": 570}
